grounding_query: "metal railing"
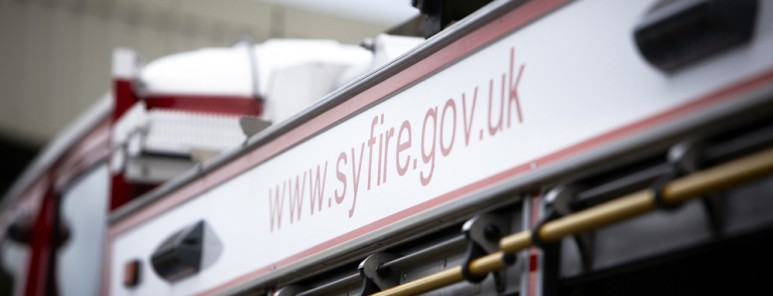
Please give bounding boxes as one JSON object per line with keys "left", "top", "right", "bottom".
{"left": 372, "top": 146, "right": 773, "bottom": 296}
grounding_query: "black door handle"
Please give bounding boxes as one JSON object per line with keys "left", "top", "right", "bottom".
{"left": 150, "top": 220, "right": 222, "bottom": 282}
{"left": 634, "top": 0, "right": 758, "bottom": 72}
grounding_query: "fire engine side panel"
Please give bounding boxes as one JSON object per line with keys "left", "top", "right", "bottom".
{"left": 109, "top": 0, "right": 773, "bottom": 295}
{"left": 57, "top": 164, "right": 109, "bottom": 296}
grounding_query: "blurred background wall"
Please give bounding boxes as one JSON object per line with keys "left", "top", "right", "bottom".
{"left": 0, "top": 0, "right": 412, "bottom": 195}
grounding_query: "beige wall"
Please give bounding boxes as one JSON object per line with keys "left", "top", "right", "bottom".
{"left": 0, "top": 0, "right": 386, "bottom": 145}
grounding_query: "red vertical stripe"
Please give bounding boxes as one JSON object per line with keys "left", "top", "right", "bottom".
{"left": 24, "top": 187, "right": 56, "bottom": 296}
{"left": 528, "top": 193, "right": 541, "bottom": 296}
{"left": 112, "top": 79, "right": 138, "bottom": 122}
{"left": 110, "top": 79, "right": 137, "bottom": 211}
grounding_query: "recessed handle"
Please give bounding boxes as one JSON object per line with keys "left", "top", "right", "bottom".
{"left": 634, "top": 0, "right": 758, "bottom": 72}
{"left": 150, "top": 220, "right": 222, "bottom": 282}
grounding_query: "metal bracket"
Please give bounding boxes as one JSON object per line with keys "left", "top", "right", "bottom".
{"left": 545, "top": 186, "right": 594, "bottom": 272}
{"left": 668, "top": 140, "right": 724, "bottom": 237}
{"left": 359, "top": 252, "right": 400, "bottom": 295}
{"left": 529, "top": 208, "right": 561, "bottom": 249}
{"left": 652, "top": 140, "right": 699, "bottom": 210}
{"left": 461, "top": 214, "right": 511, "bottom": 293}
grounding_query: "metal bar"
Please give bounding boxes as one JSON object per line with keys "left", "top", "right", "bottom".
{"left": 295, "top": 273, "right": 360, "bottom": 296}
{"left": 381, "top": 235, "right": 466, "bottom": 270}
{"left": 373, "top": 146, "right": 773, "bottom": 296}
{"left": 574, "top": 163, "right": 669, "bottom": 209}
{"left": 294, "top": 236, "right": 466, "bottom": 295}
{"left": 704, "top": 124, "right": 773, "bottom": 165}
{"left": 576, "top": 122, "right": 773, "bottom": 210}
{"left": 376, "top": 266, "right": 463, "bottom": 296}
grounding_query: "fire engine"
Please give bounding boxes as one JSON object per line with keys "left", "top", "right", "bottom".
{"left": 2, "top": 0, "right": 773, "bottom": 295}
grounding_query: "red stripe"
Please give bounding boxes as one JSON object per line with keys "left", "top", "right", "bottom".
{"left": 100, "top": 237, "right": 112, "bottom": 296}
{"left": 144, "top": 95, "right": 262, "bottom": 117}
{"left": 111, "top": 79, "right": 138, "bottom": 211}
{"left": 528, "top": 194, "right": 541, "bottom": 296}
{"left": 534, "top": 71, "right": 773, "bottom": 169}
{"left": 110, "top": 174, "right": 133, "bottom": 212}
{"left": 113, "top": 79, "right": 138, "bottom": 122}
{"left": 186, "top": 67, "right": 773, "bottom": 295}
{"left": 24, "top": 186, "right": 55, "bottom": 296}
